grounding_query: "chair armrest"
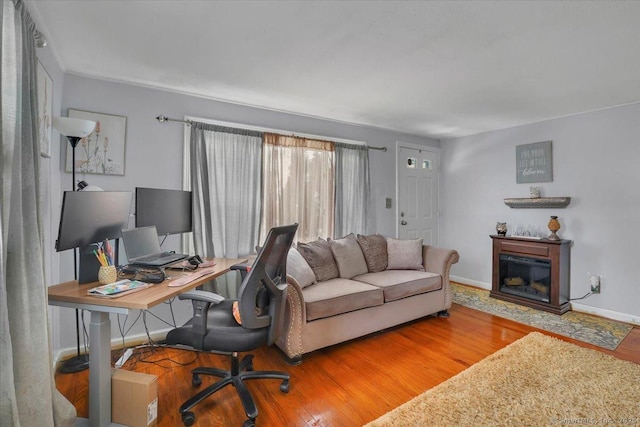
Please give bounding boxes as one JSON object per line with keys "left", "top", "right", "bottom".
{"left": 178, "top": 290, "right": 226, "bottom": 305}
{"left": 178, "top": 290, "right": 226, "bottom": 349}
{"left": 230, "top": 262, "right": 252, "bottom": 272}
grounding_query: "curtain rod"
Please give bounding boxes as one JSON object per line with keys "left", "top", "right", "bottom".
{"left": 155, "top": 115, "right": 387, "bottom": 152}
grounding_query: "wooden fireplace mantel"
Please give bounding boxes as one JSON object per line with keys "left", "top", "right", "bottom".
{"left": 490, "top": 235, "right": 571, "bottom": 314}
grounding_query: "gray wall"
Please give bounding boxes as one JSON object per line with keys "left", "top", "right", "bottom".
{"left": 439, "top": 102, "right": 640, "bottom": 323}
{"left": 48, "top": 73, "right": 438, "bottom": 353}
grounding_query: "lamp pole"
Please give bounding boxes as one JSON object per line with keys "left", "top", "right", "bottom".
{"left": 53, "top": 117, "right": 95, "bottom": 374}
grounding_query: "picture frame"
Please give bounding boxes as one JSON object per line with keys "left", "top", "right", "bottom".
{"left": 37, "top": 61, "right": 53, "bottom": 157}
{"left": 66, "top": 109, "right": 126, "bottom": 175}
{"left": 516, "top": 141, "right": 553, "bottom": 183}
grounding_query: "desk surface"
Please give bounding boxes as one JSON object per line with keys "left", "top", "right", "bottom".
{"left": 48, "top": 257, "right": 246, "bottom": 311}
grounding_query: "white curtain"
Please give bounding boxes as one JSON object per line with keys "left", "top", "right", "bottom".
{"left": 185, "top": 122, "right": 262, "bottom": 296}
{"left": 334, "top": 142, "right": 372, "bottom": 237}
{"left": 1, "top": 1, "right": 76, "bottom": 425}
{"left": 261, "top": 133, "right": 335, "bottom": 243}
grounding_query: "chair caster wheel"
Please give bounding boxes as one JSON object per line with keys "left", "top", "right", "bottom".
{"left": 182, "top": 411, "right": 196, "bottom": 426}
{"left": 243, "top": 418, "right": 256, "bottom": 427}
{"left": 192, "top": 374, "right": 202, "bottom": 388}
{"left": 280, "top": 379, "right": 290, "bottom": 393}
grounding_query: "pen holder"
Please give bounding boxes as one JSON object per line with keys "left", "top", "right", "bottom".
{"left": 98, "top": 266, "right": 118, "bottom": 285}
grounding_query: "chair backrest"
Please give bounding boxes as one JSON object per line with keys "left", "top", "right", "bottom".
{"left": 236, "top": 223, "right": 298, "bottom": 345}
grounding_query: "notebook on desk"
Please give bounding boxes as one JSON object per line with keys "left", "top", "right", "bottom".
{"left": 121, "top": 226, "right": 188, "bottom": 267}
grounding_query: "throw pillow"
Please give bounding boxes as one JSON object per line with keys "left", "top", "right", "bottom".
{"left": 386, "top": 237, "right": 424, "bottom": 270}
{"left": 356, "top": 234, "right": 388, "bottom": 272}
{"left": 297, "top": 238, "right": 339, "bottom": 282}
{"left": 328, "top": 234, "right": 369, "bottom": 279}
{"left": 286, "top": 247, "right": 316, "bottom": 288}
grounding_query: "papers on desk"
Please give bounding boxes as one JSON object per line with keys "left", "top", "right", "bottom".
{"left": 88, "top": 279, "right": 152, "bottom": 298}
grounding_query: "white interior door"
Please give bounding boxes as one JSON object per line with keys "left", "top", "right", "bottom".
{"left": 397, "top": 143, "right": 439, "bottom": 245}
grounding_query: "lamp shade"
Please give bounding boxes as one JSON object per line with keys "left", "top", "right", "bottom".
{"left": 53, "top": 117, "right": 96, "bottom": 138}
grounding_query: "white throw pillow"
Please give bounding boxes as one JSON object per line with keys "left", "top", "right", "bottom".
{"left": 386, "top": 238, "right": 424, "bottom": 270}
{"left": 286, "top": 247, "right": 316, "bottom": 288}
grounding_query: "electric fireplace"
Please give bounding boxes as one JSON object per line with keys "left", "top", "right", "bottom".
{"left": 491, "top": 235, "right": 571, "bottom": 314}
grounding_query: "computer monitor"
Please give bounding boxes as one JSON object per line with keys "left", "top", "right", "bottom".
{"left": 135, "top": 187, "right": 193, "bottom": 236}
{"left": 55, "top": 191, "right": 132, "bottom": 252}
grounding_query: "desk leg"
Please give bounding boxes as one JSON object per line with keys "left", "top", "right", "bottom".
{"left": 89, "top": 311, "right": 112, "bottom": 427}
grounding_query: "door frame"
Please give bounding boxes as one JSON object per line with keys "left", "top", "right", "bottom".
{"left": 395, "top": 141, "right": 441, "bottom": 240}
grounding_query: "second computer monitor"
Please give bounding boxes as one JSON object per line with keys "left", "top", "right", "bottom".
{"left": 135, "top": 187, "right": 193, "bottom": 236}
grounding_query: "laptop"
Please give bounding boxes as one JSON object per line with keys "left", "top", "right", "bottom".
{"left": 121, "top": 226, "right": 188, "bottom": 267}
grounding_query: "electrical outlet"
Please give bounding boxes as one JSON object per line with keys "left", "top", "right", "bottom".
{"left": 589, "top": 273, "right": 601, "bottom": 294}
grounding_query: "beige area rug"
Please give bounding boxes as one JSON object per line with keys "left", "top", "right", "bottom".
{"left": 365, "top": 332, "right": 640, "bottom": 427}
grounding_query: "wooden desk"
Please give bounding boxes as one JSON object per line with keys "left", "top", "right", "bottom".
{"left": 48, "top": 258, "right": 246, "bottom": 427}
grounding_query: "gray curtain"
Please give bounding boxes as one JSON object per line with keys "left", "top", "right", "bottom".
{"left": 189, "top": 122, "right": 262, "bottom": 296}
{"left": 334, "top": 143, "right": 372, "bottom": 238}
{"left": 1, "top": 1, "right": 76, "bottom": 426}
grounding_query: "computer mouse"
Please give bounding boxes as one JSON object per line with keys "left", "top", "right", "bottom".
{"left": 188, "top": 255, "right": 203, "bottom": 266}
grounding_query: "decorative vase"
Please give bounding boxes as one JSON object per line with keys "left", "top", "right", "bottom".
{"left": 547, "top": 216, "right": 561, "bottom": 240}
{"left": 496, "top": 222, "right": 507, "bottom": 236}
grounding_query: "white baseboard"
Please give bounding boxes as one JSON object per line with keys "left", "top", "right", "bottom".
{"left": 570, "top": 303, "right": 639, "bottom": 326}
{"left": 450, "top": 275, "right": 491, "bottom": 290}
{"left": 450, "top": 276, "right": 639, "bottom": 326}
{"left": 53, "top": 328, "right": 173, "bottom": 370}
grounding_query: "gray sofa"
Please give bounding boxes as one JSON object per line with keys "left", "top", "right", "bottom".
{"left": 275, "top": 233, "right": 459, "bottom": 363}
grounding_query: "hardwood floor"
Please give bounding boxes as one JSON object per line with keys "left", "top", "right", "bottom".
{"left": 55, "top": 303, "right": 640, "bottom": 427}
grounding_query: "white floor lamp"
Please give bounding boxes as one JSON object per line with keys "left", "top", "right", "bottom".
{"left": 53, "top": 116, "right": 96, "bottom": 373}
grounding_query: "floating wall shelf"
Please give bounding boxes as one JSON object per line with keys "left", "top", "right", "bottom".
{"left": 504, "top": 197, "right": 571, "bottom": 209}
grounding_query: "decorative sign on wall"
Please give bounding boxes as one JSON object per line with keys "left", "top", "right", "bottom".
{"left": 516, "top": 141, "right": 553, "bottom": 183}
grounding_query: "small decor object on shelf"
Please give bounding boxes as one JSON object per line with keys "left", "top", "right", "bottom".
{"left": 496, "top": 222, "right": 507, "bottom": 236}
{"left": 529, "top": 186, "right": 541, "bottom": 198}
{"left": 547, "top": 216, "right": 561, "bottom": 240}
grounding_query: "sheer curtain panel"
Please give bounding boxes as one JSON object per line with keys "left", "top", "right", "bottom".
{"left": 186, "top": 122, "right": 262, "bottom": 295}
{"left": 261, "top": 133, "right": 335, "bottom": 243}
{"left": 334, "top": 142, "right": 372, "bottom": 237}
{"left": 1, "top": 1, "right": 76, "bottom": 425}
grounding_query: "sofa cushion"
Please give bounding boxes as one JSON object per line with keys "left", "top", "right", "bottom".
{"left": 354, "top": 270, "right": 441, "bottom": 302}
{"left": 302, "top": 278, "right": 384, "bottom": 321}
{"left": 356, "top": 234, "right": 388, "bottom": 272}
{"left": 297, "top": 238, "right": 339, "bottom": 282}
{"left": 287, "top": 247, "right": 316, "bottom": 289}
{"left": 387, "top": 238, "right": 424, "bottom": 270}
{"left": 329, "top": 234, "right": 369, "bottom": 279}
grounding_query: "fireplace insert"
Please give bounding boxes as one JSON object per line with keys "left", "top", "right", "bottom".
{"left": 499, "top": 254, "right": 551, "bottom": 303}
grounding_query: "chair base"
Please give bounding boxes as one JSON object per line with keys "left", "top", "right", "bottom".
{"left": 178, "top": 352, "right": 290, "bottom": 426}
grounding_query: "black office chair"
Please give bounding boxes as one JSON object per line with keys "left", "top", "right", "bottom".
{"left": 166, "top": 223, "right": 298, "bottom": 427}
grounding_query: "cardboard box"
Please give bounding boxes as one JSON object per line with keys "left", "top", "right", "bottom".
{"left": 112, "top": 369, "right": 158, "bottom": 427}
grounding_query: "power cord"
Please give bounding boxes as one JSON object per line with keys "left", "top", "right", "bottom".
{"left": 570, "top": 291, "right": 592, "bottom": 301}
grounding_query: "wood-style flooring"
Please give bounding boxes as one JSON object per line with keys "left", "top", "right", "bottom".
{"left": 55, "top": 301, "right": 640, "bottom": 427}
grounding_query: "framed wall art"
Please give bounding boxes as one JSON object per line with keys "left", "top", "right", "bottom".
{"left": 66, "top": 109, "right": 126, "bottom": 175}
{"left": 516, "top": 141, "right": 553, "bottom": 183}
{"left": 37, "top": 61, "right": 53, "bottom": 157}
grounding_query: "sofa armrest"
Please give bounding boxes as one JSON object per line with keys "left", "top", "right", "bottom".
{"left": 276, "top": 275, "right": 307, "bottom": 362}
{"left": 422, "top": 245, "right": 460, "bottom": 308}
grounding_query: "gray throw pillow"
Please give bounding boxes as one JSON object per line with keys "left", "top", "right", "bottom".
{"left": 386, "top": 237, "right": 424, "bottom": 270}
{"left": 356, "top": 234, "right": 388, "bottom": 272}
{"left": 328, "top": 234, "right": 369, "bottom": 279}
{"left": 286, "top": 247, "right": 316, "bottom": 288}
{"left": 297, "top": 238, "right": 339, "bottom": 282}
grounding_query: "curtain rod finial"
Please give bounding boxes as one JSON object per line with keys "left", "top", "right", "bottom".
{"left": 156, "top": 115, "right": 168, "bottom": 123}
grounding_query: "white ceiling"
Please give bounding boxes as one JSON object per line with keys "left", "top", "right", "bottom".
{"left": 28, "top": 1, "right": 640, "bottom": 139}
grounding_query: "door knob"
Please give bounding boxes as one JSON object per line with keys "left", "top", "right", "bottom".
{"left": 401, "top": 220, "right": 407, "bottom": 226}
